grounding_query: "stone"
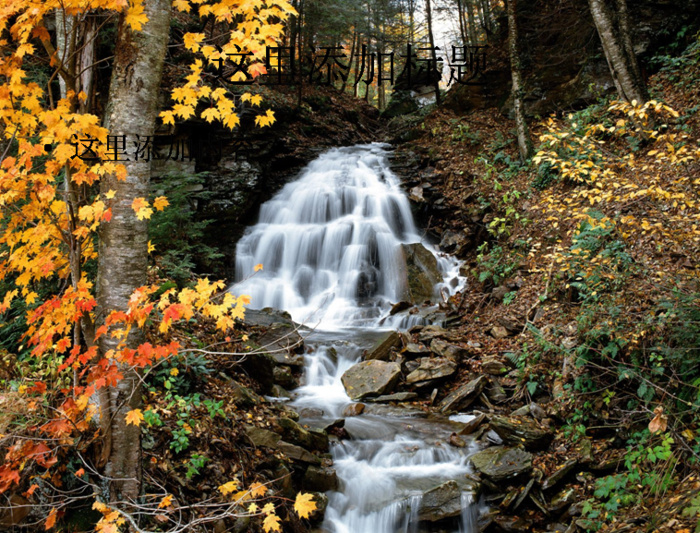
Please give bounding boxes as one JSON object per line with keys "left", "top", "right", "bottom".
{"left": 341, "top": 360, "right": 402, "bottom": 400}
{"left": 485, "top": 381, "right": 508, "bottom": 403}
{"left": 429, "top": 338, "right": 467, "bottom": 360}
{"left": 548, "top": 487, "right": 577, "bottom": 513}
{"left": 449, "top": 433, "right": 466, "bottom": 448}
{"left": 404, "top": 343, "right": 431, "bottom": 356}
{"left": 439, "top": 375, "right": 489, "bottom": 413}
{"left": 369, "top": 392, "right": 418, "bottom": 402}
{"left": 245, "top": 426, "right": 281, "bottom": 448}
{"left": 491, "top": 285, "right": 510, "bottom": 301}
{"left": 278, "top": 418, "right": 329, "bottom": 452}
{"left": 240, "top": 353, "right": 276, "bottom": 393}
{"left": 418, "top": 325, "right": 448, "bottom": 342}
{"left": 271, "top": 385, "right": 291, "bottom": 399}
{"left": 489, "top": 415, "right": 554, "bottom": 450}
{"left": 481, "top": 357, "right": 508, "bottom": 375}
{"left": 400, "top": 243, "right": 443, "bottom": 303}
{"left": 229, "top": 381, "right": 264, "bottom": 408}
{"left": 493, "top": 514, "right": 533, "bottom": 532}
{"left": 303, "top": 466, "right": 339, "bottom": 492}
{"left": 418, "top": 480, "right": 462, "bottom": 522}
{"left": 458, "top": 413, "right": 487, "bottom": 435}
{"left": 513, "top": 477, "right": 536, "bottom": 511}
{"left": 490, "top": 326, "right": 509, "bottom": 339}
{"left": 364, "top": 331, "right": 401, "bottom": 361}
{"left": 389, "top": 301, "right": 413, "bottom": 315}
{"left": 255, "top": 325, "right": 305, "bottom": 366}
{"left": 273, "top": 365, "right": 298, "bottom": 389}
{"left": 542, "top": 459, "right": 578, "bottom": 490}
{"left": 470, "top": 446, "right": 533, "bottom": 481}
{"left": 277, "top": 441, "right": 321, "bottom": 464}
{"left": 405, "top": 357, "right": 457, "bottom": 385}
{"left": 440, "top": 229, "right": 470, "bottom": 255}
{"left": 342, "top": 403, "right": 365, "bottom": 417}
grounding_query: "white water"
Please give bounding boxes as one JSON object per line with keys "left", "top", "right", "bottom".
{"left": 231, "top": 144, "right": 481, "bottom": 533}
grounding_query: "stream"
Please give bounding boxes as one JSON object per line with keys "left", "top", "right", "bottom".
{"left": 232, "top": 144, "right": 484, "bottom": 532}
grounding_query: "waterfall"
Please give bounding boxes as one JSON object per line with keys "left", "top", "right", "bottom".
{"left": 230, "top": 144, "right": 479, "bottom": 533}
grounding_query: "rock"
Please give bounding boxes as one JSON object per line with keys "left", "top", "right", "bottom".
{"left": 458, "top": 413, "right": 487, "bottom": 435}
{"left": 245, "top": 426, "right": 281, "bottom": 448}
{"left": 481, "top": 357, "right": 508, "bottom": 375}
{"left": 529, "top": 402, "right": 547, "bottom": 420}
{"left": 271, "top": 385, "right": 291, "bottom": 399}
{"left": 510, "top": 405, "right": 531, "bottom": 417}
{"left": 404, "top": 343, "right": 431, "bottom": 356}
{"left": 542, "top": 459, "right": 578, "bottom": 490}
{"left": 277, "top": 441, "right": 321, "bottom": 464}
{"left": 240, "top": 353, "right": 276, "bottom": 393}
{"left": 278, "top": 418, "right": 329, "bottom": 452}
{"left": 470, "top": 446, "right": 533, "bottom": 481}
{"left": 230, "top": 381, "right": 264, "bottom": 407}
{"left": 490, "top": 415, "right": 554, "bottom": 450}
{"left": 548, "top": 487, "right": 577, "bottom": 513}
{"left": 490, "top": 325, "right": 509, "bottom": 339}
{"left": 513, "top": 477, "right": 536, "bottom": 511}
{"left": 418, "top": 325, "right": 448, "bottom": 342}
{"left": 342, "top": 403, "right": 365, "bottom": 417}
{"left": 440, "top": 229, "right": 470, "bottom": 255}
{"left": 400, "top": 243, "right": 442, "bottom": 303}
{"left": 341, "top": 360, "right": 401, "bottom": 400}
{"left": 439, "top": 375, "right": 489, "bottom": 413}
{"left": 485, "top": 381, "right": 508, "bottom": 403}
{"left": 429, "top": 339, "right": 467, "bottom": 360}
{"left": 405, "top": 357, "right": 457, "bottom": 385}
{"left": 255, "top": 325, "right": 305, "bottom": 366}
{"left": 491, "top": 285, "right": 510, "bottom": 301}
{"left": 369, "top": 392, "right": 418, "bottom": 402}
{"left": 364, "top": 331, "right": 401, "bottom": 361}
{"left": 418, "top": 480, "right": 462, "bottom": 522}
{"left": 299, "top": 407, "right": 324, "bottom": 418}
{"left": 303, "top": 466, "right": 339, "bottom": 492}
{"left": 449, "top": 433, "right": 466, "bottom": 448}
{"left": 493, "top": 514, "right": 533, "bottom": 532}
{"left": 389, "top": 301, "right": 413, "bottom": 315}
{"left": 273, "top": 365, "right": 298, "bottom": 389}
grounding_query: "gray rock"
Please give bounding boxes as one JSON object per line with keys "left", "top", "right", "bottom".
{"left": 365, "top": 331, "right": 401, "bottom": 361}
{"left": 470, "top": 446, "right": 533, "bottom": 481}
{"left": 341, "top": 360, "right": 402, "bottom": 400}
{"left": 490, "top": 415, "right": 553, "bottom": 450}
{"left": 245, "top": 426, "right": 280, "bottom": 448}
{"left": 439, "top": 375, "right": 489, "bottom": 413}
{"left": 342, "top": 403, "right": 365, "bottom": 417}
{"left": 458, "top": 413, "right": 487, "bottom": 435}
{"left": 481, "top": 357, "right": 508, "bottom": 375}
{"left": 369, "top": 392, "right": 418, "bottom": 402}
{"left": 303, "top": 466, "right": 339, "bottom": 492}
{"left": 418, "top": 325, "right": 448, "bottom": 342}
{"left": 548, "top": 487, "right": 577, "bottom": 513}
{"left": 418, "top": 480, "right": 462, "bottom": 522}
{"left": 255, "top": 325, "right": 305, "bottom": 366}
{"left": 405, "top": 357, "right": 457, "bottom": 385}
{"left": 490, "top": 325, "right": 509, "bottom": 339}
{"left": 400, "top": 243, "right": 442, "bottom": 303}
{"left": 430, "top": 338, "right": 468, "bottom": 360}
{"left": 404, "top": 343, "right": 431, "bottom": 356}
{"left": 277, "top": 441, "right": 321, "bottom": 464}
{"left": 542, "top": 459, "right": 578, "bottom": 491}
{"left": 278, "top": 417, "right": 329, "bottom": 452}
{"left": 273, "top": 365, "right": 298, "bottom": 389}
{"left": 485, "top": 381, "right": 508, "bottom": 403}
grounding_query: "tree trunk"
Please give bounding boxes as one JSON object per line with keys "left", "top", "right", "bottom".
{"left": 507, "top": 0, "right": 533, "bottom": 161}
{"left": 425, "top": 0, "right": 441, "bottom": 105}
{"left": 97, "top": 0, "right": 171, "bottom": 503}
{"left": 465, "top": 0, "right": 478, "bottom": 45}
{"left": 588, "top": 0, "right": 647, "bottom": 103}
{"left": 456, "top": 0, "right": 468, "bottom": 46}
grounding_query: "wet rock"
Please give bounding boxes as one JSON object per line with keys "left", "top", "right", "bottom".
{"left": 542, "top": 459, "right": 578, "bottom": 491}
{"left": 278, "top": 418, "right": 329, "bottom": 452}
{"left": 240, "top": 353, "right": 276, "bottom": 393}
{"left": 341, "top": 360, "right": 402, "bottom": 400}
{"left": 529, "top": 402, "right": 547, "bottom": 420}
{"left": 470, "top": 446, "right": 533, "bottom": 481}
{"left": 389, "top": 301, "right": 413, "bottom": 315}
{"left": 255, "top": 325, "right": 305, "bottom": 365}
{"left": 481, "top": 357, "right": 508, "bottom": 375}
{"left": 485, "top": 381, "right": 508, "bottom": 403}
{"left": 440, "top": 229, "right": 470, "bottom": 255}
{"left": 303, "top": 466, "right": 339, "bottom": 492}
{"left": 490, "top": 415, "right": 554, "bottom": 450}
{"left": 429, "top": 339, "right": 467, "bottom": 361}
{"left": 510, "top": 405, "right": 531, "bottom": 417}
{"left": 513, "top": 477, "right": 536, "bottom": 511}
{"left": 299, "top": 407, "right": 324, "bottom": 418}
{"left": 439, "top": 375, "right": 489, "bottom": 413}
{"left": 404, "top": 343, "right": 431, "bottom": 356}
{"left": 245, "top": 426, "right": 281, "bottom": 448}
{"left": 342, "top": 403, "right": 365, "bottom": 417}
{"left": 400, "top": 243, "right": 442, "bottom": 303}
{"left": 277, "top": 441, "right": 321, "bottom": 464}
{"left": 273, "top": 365, "right": 298, "bottom": 389}
{"left": 231, "top": 381, "right": 265, "bottom": 407}
{"left": 418, "top": 480, "right": 462, "bottom": 522}
{"left": 310, "top": 492, "right": 329, "bottom": 516}
{"left": 369, "top": 392, "right": 418, "bottom": 402}
{"left": 449, "top": 433, "right": 466, "bottom": 448}
{"left": 364, "top": 331, "right": 401, "bottom": 361}
{"left": 405, "top": 357, "right": 456, "bottom": 385}
{"left": 548, "top": 487, "right": 577, "bottom": 513}
{"left": 458, "top": 413, "right": 487, "bottom": 435}
{"left": 270, "top": 385, "right": 291, "bottom": 399}
{"left": 493, "top": 514, "right": 534, "bottom": 532}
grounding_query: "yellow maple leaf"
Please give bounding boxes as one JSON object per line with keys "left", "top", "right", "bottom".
{"left": 125, "top": 0, "right": 149, "bottom": 31}
{"left": 294, "top": 492, "right": 316, "bottom": 519}
{"left": 131, "top": 198, "right": 153, "bottom": 220}
{"left": 148, "top": 240, "right": 155, "bottom": 254}
{"left": 249, "top": 482, "right": 267, "bottom": 497}
{"left": 219, "top": 480, "right": 239, "bottom": 495}
{"left": 262, "top": 513, "right": 281, "bottom": 533}
{"left": 125, "top": 409, "right": 144, "bottom": 426}
{"left": 254, "top": 263, "right": 263, "bottom": 272}
{"left": 262, "top": 502, "right": 275, "bottom": 515}
{"left": 153, "top": 196, "right": 169, "bottom": 211}
{"left": 250, "top": 94, "right": 263, "bottom": 107}
{"left": 105, "top": 190, "right": 116, "bottom": 200}
{"left": 158, "top": 494, "right": 173, "bottom": 509}
{"left": 173, "top": 0, "right": 191, "bottom": 12}
{"left": 255, "top": 109, "right": 275, "bottom": 128}
{"left": 201, "top": 107, "right": 221, "bottom": 123}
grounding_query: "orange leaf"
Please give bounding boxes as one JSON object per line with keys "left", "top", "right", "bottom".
{"left": 45, "top": 508, "right": 57, "bottom": 530}
{"left": 125, "top": 409, "right": 144, "bottom": 427}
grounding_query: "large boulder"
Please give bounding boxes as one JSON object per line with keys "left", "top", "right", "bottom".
{"left": 470, "top": 446, "right": 533, "bottom": 481}
{"left": 341, "top": 360, "right": 402, "bottom": 400}
{"left": 439, "top": 375, "right": 489, "bottom": 413}
{"left": 418, "top": 480, "right": 462, "bottom": 522}
{"left": 399, "top": 243, "right": 442, "bottom": 304}
{"left": 364, "top": 331, "right": 401, "bottom": 361}
{"left": 489, "top": 415, "right": 553, "bottom": 450}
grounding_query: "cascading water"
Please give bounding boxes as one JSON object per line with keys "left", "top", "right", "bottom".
{"left": 231, "top": 144, "right": 482, "bottom": 533}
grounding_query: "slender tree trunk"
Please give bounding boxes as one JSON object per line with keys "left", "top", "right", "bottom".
{"left": 341, "top": 29, "right": 357, "bottom": 94}
{"left": 587, "top": 0, "right": 647, "bottom": 103}
{"left": 480, "top": 0, "right": 492, "bottom": 34}
{"left": 456, "top": 0, "right": 468, "bottom": 46}
{"left": 507, "top": 0, "right": 533, "bottom": 161}
{"left": 97, "top": 0, "right": 171, "bottom": 503}
{"left": 425, "top": 0, "right": 441, "bottom": 105}
{"left": 465, "top": 0, "right": 478, "bottom": 45}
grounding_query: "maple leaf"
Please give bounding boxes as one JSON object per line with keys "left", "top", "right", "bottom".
{"left": 125, "top": 0, "right": 149, "bottom": 31}
{"left": 255, "top": 109, "right": 275, "bottom": 128}
{"left": 75, "top": 468, "right": 85, "bottom": 477}
{"left": 294, "top": 493, "right": 316, "bottom": 519}
{"left": 254, "top": 263, "right": 263, "bottom": 272}
{"left": 158, "top": 494, "right": 173, "bottom": 509}
{"left": 262, "top": 513, "right": 281, "bottom": 533}
{"left": 219, "top": 480, "right": 239, "bottom": 495}
{"left": 131, "top": 198, "right": 153, "bottom": 220}
{"left": 173, "top": 0, "right": 191, "bottom": 12}
{"left": 201, "top": 107, "right": 221, "bottom": 123}
{"left": 250, "top": 94, "right": 263, "bottom": 107}
{"left": 148, "top": 241, "right": 155, "bottom": 254}
{"left": 649, "top": 406, "right": 668, "bottom": 434}
{"left": 249, "top": 482, "right": 267, "bottom": 497}
{"left": 125, "top": 409, "right": 144, "bottom": 426}
{"left": 153, "top": 196, "right": 169, "bottom": 211}
{"left": 45, "top": 508, "right": 57, "bottom": 530}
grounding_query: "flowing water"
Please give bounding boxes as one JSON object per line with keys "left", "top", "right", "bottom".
{"left": 232, "top": 144, "right": 482, "bottom": 532}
